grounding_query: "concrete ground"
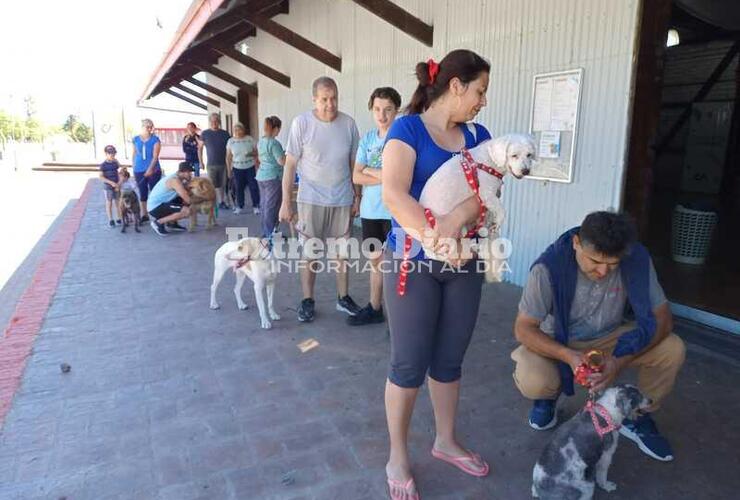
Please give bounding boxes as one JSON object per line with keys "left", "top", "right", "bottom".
{"left": 0, "top": 177, "right": 739, "bottom": 500}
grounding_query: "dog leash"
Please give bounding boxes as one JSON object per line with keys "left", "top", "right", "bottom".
{"left": 396, "top": 148, "right": 501, "bottom": 296}
{"left": 573, "top": 350, "right": 618, "bottom": 438}
{"left": 584, "top": 400, "right": 620, "bottom": 438}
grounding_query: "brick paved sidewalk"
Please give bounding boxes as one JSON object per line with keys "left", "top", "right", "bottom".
{"left": 0, "top": 179, "right": 739, "bottom": 499}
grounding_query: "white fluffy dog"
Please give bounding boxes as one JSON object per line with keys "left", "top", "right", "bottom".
{"left": 210, "top": 237, "right": 281, "bottom": 329}
{"left": 418, "top": 133, "right": 536, "bottom": 281}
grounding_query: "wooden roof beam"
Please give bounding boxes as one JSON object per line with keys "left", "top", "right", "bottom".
{"left": 188, "top": 22, "right": 256, "bottom": 54}
{"left": 194, "top": 0, "right": 250, "bottom": 43}
{"left": 194, "top": 0, "right": 287, "bottom": 45}
{"left": 244, "top": 12, "right": 342, "bottom": 71}
{"left": 351, "top": 0, "right": 433, "bottom": 47}
{"left": 215, "top": 46, "right": 290, "bottom": 87}
{"left": 195, "top": 64, "right": 259, "bottom": 96}
{"left": 164, "top": 89, "right": 208, "bottom": 110}
{"left": 172, "top": 83, "right": 221, "bottom": 107}
{"left": 184, "top": 77, "right": 237, "bottom": 103}
{"left": 154, "top": 66, "right": 199, "bottom": 96}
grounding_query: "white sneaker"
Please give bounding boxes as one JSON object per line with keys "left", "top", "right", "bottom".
{"left": 233, "top": 207, "right": 242, "bottom": 214}
{"left": 253, "top": 207, "right": 261, "bottom": 215}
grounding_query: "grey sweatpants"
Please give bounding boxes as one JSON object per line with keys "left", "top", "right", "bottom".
{"left": 383, "top": 251, "right": 484, "bottom": 388}
{"left": 258, "top": 178, "right": 282, "bottom": 237}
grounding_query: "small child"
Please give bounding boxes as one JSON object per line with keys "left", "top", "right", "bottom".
{"left": 99, "top": 145, "right": 121, "bottom": 227}
{"left": 118, "top": 167, "right": 137, "bottom": 193}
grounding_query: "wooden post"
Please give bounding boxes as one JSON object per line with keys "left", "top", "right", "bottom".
{"left": 623, "top": 0, "right": 673, "bottom": 238}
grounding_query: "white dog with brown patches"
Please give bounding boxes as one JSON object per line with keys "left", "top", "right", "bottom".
{"left": 419, "top": 133, "right": 536, "bottom": 281}
{"left": 210, "top": 237, "right": 280, "bottom": 329}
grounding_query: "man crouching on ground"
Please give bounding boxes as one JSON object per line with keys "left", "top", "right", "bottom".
{"left": 148, "top": 162, "right": 194, "bottom": 236}
{"left": 511, "top": 211, "right": 685, "bottom": 461}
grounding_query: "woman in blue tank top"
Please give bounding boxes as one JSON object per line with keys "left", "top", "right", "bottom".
{"left": 131, "top": 118, "right": 162, "bottom": 221}
{"left": 381, "top": 50, "right": 493, "bottom": 499}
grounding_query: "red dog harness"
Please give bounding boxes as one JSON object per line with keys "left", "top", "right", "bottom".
{"left": 397, "top": 149, "right": 504, "bottom": 296}
{"left": 584, "top": 400, "right": 620, "bottom": 438}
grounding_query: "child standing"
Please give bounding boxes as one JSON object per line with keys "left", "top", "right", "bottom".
{"left": 118, "top": 167, "right": 137, "bottom": 192}
{"left": 256, "top": 116, "right": 286, "bottom": 237}
{"left": 99, "top": 145, "right": 121, "bottom": 227}
{"left": 348, "top": 87, "right": 401, "bottom": 326}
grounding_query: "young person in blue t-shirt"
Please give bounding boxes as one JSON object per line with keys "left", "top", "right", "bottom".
{"left": 381, "top": 50, "right": 493, "bottom": 499}
{"left": 256, "top": 116, "right": 286, "bottom": 237}
{"left": 348, "top": 87, "right": 401, "bottom": 326}
{"left": 99, "top": 145, "right": 121, "bottom": 227}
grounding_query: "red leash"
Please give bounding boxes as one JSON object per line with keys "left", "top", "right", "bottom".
{"left": 573, "top": 350, "right": 618, "bottom": 438}
{"left": 584, "top": 400, "right": 620, "bottom": 438}
{"left": 397, "top": 149, "right": 502, "bottom": 296}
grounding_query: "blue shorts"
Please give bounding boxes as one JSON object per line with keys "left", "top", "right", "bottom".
{"left": 134, "top": 170, "right": 162, "bottom": 202}
{"left": 102, "top": 183, "right": 119, "bottom": 201}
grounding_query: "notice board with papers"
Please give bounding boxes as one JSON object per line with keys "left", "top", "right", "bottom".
{"left": 528, "top": 68, "right": 583, "bottom": 183}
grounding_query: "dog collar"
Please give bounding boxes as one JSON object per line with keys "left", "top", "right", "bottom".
{"left": 585, "top": 400, "right": 621, "bottom": 438}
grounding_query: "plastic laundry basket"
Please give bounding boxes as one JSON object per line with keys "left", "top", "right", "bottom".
{"left": 671, "top": 204, "right": 717, "bottom": 265}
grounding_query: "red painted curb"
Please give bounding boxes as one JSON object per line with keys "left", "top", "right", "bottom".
{"left": 0, "top": 179, "right": 94, "bottom": 427}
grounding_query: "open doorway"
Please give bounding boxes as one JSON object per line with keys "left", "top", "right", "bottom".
{"left": 237, "top": 87, "right": 258, "bottom": 136}
{"left": 625, "top": 0, "right": 740, "bottom": 325}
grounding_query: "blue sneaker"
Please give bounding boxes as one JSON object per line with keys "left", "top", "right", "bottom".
{"left": 529, "top": 399, "right": 558, "bottom": 430}
{"left": 620, "top": 413, "right": 674, "bottom": 461}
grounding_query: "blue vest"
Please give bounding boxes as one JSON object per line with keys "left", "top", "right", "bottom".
{"left": 532, "top": 227, "right": 656, "bottom": 395}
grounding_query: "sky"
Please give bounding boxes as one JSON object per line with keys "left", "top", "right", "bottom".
{"left": 0, "top": 0, "right": 195, "bottom": 124}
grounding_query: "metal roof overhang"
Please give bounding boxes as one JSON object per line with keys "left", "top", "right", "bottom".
{"left": 140, "top": 0, "right": 435, "bottom": 106}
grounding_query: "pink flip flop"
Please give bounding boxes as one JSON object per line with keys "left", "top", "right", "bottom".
{"left": 387, "top": 476, "right": 420, "bottom": 500}
{"left": 431, "top": 448, "right": 490, "bottom": 477}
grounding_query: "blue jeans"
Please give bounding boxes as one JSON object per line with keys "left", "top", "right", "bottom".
{"left": 233, "top": 167, "right": 260, "bottom": 209}
{"left": 191, "top": 161, "right": 200, "bottom": 177}
{"left": 258, "top": 178, "right": 282, "bottom": 237}
{"left": 134, "top": 169, "right": 162, "bottom": 202}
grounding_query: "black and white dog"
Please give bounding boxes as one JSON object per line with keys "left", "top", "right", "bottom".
{"left": 532, "top": 385, "right": 651, "bottom": 500}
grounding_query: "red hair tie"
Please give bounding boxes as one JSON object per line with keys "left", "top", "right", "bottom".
{"left": 427, "top": 58, "right": 440, "bottom": 85}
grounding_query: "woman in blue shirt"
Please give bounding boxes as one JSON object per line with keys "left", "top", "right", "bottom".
{"left": 131, "top": 118, "right": 162, "bottom": 222}
{"left": 381, "top": 50, "right": 492, "bottom": 499}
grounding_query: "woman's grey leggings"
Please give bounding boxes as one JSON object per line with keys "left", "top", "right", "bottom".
{"left": 383, "top": 252, "right": 484, "bottom": 388}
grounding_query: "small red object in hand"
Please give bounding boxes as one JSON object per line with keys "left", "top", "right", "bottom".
{"left": 574, "top": 350, "right": 605, "bottom": 388}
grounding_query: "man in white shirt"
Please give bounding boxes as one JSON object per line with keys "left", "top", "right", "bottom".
{"left": 279, "top": 77, "right": 361, "bottom": 322}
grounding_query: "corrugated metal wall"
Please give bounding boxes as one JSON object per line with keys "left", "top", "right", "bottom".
{"left": 206, "top": 0, "right": 641, "bottom": 285}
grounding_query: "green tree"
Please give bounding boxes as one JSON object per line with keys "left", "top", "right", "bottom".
{"left": 25, "top": 118, "right": 45, "bottom": 142}
{"left": 0, "top": 108, "right": 55, "bottom": 142}
{"left": 62, "top": 114, "right": 92, "bottom": 143}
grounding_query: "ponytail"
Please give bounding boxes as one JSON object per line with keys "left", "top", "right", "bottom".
{"left": 405, "top": 49, "right": 490, "bottom": 115}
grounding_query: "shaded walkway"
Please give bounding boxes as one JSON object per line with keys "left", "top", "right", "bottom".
{"left": 1, "top": 179, "right": 739, "bottom": 499}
